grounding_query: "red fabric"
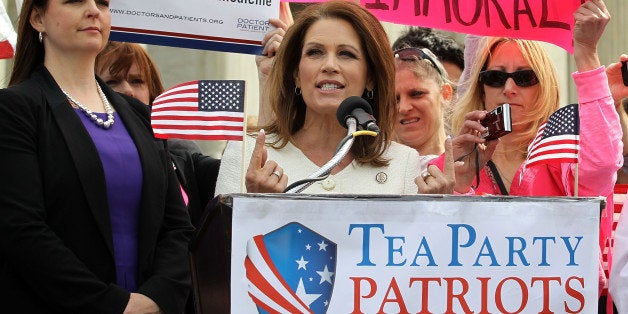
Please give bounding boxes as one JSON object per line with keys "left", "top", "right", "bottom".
{"left": 0, "top": 40, "right": 13, "bottom": 59}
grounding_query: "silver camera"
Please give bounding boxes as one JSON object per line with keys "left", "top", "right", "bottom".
{"left": 481, "top": 103, "right": 512, "bottom": 141}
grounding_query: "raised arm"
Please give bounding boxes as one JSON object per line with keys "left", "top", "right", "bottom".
{"left": 256, "top": 3, "right": 293, "bottom": 127}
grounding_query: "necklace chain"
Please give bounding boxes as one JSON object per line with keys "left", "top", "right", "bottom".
{"left": 62, "top": 82, "right": 114, "bottom": 129}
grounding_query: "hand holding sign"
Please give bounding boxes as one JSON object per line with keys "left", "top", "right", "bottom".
{"left": 256, "top": 3, "right": 293, "bottom": 126}
{"left": 572, "top": 0, "right": 610, "bottom": 72}
{"left": 255, "top": 19, "right": 288, "bottom": 77}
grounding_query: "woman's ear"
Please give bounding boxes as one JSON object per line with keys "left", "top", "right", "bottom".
{"left": 29, "top": 6, "right": 45, "bottom": 33}
{"left": 366, "top": 75, "right": 374, "bottom": 92}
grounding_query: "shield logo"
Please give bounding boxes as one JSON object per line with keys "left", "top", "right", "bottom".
{"left": 245, "top": 222, "right": 337, "bottom": 313}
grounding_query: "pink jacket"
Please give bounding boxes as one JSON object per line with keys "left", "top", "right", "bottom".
{"left": 432, "top": 66, "right": 622, "bottom": 252}
{"left": 513, "top": 67, "right": 621, "bottom": 252}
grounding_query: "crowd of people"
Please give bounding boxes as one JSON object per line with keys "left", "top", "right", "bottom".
{"left": 0, "top": 0, "right": 627, "bottom": 312}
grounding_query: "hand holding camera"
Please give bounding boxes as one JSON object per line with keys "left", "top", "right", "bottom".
{"left": 481, "top": 104, "right": 512, "bottom": 141}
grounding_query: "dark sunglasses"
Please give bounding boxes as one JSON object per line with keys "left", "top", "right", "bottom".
{"left": 393, "top": 47, "right": 443, "bottom": 76}
{"left": 479, "top": 69, "right": 539, "bottom": 87}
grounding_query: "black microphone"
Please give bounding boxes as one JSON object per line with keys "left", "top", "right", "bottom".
{"left": 336, "top": 96, "right": 380, "bottom": 134}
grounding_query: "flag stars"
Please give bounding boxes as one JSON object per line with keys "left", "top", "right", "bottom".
{"left": 199, "top": 80, "right": 244, "bottom": 113}
{"left": 295, "top": 278, "right": 322, "bottom": 307}
{"left": 305, "top": 244, "right": 311, "bottom": 250}
{"left": 153, "top": 79, "right": 244, "bottom": 140}
{"left": 296, "top": 256, "right": 309, "bottom": 270}
{"left": 316, "top": 265, "right": 334, "bottom": 284}
{"left": 318, "top": 240, "right": 328, "bottom": 251}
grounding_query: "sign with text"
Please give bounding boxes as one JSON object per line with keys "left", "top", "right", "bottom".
{"left": 109, "top": 0, "right": 280, "bottom": 55}
{"left": 231, "top": 194, "right": 600, "bottom": 313}
{"left": 283, "top": 0, "right": 582, "bottom": 52}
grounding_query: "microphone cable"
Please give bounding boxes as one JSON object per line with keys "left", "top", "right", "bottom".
{"left": 283, "top": 129, "right": 378, "bottom": 193}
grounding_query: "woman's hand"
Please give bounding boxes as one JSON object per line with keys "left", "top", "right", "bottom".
{"left": 256, "top": 2, "right": 292, "bottom": 83}
{"left": 606, "top": 55, "right": 628, "bottom": 106}
{"left": 256, "top": 10, "right": 292, "bottom": 126}
{"left": 255, "top": 18, "right": 289, "bottom": 82}
{"left": 572, "top": 0, "right": 610, "bottom": 72}
{"left": 245, "top": 130, "right": 288, "bottom": 193}
{"left": 123, "top": 293, "right": 162, "bottom": 314}
{"left": 416, "top": 138, "right": 456, "bottom": 194}
{"left": 451, "top": 110, "right": 498, "bottom": 193}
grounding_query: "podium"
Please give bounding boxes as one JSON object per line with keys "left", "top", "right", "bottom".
{"left": 189, "top": 195, "right": 232, "bottom": 313}
{"left": 190, "top": 194, "right": 603, "bottom": 313}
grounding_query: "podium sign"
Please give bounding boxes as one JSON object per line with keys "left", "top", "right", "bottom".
{"left": 193, "top": 194, "right": 601, "bottom": 313}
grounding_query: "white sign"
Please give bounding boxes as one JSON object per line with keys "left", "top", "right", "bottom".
{"left": 230, "top": 194, "right": 600, "bottom": 313}
{"left": 109, "top": 0, "right": 280, "bottom": 55}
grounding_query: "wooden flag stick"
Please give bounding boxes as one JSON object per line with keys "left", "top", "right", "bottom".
{"left": 240, "top": 84, "right": 248, "bottom": 193}
{"left": 574, "top": 163, "right": 579, "bottom": 197}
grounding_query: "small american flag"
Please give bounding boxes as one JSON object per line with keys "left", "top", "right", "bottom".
{"left": 151, "top": 80, "right": 245, "bottom": 141}
{"left": 524, "top": 104, "right": 580, "bottom": 169}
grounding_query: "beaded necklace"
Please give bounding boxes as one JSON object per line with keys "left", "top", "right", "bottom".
{"left": 62, "top": 82, "right": 114, "bottom": 129}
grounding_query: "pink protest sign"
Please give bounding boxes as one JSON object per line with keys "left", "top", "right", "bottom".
{"left": 282, "top": 0, "right": 583, "bottom": 52}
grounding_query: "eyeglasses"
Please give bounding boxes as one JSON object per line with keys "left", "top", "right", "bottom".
{"left": 479, "top": 69, "right": 539, "bottom": 87}
{"left": 393, "top": 47, "right": 443, "bottom": 76}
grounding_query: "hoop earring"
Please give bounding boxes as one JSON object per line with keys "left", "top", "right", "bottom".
{"left": 38, "top": 32, "right": 43, "bottom": 43}
{"left": 295, "top": 87, "right": 302, "bottom": 95}
{"left": 366, "top": 89, "right": 374, "bottom": 100}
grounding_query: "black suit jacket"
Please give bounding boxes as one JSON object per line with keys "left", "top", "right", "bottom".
{"left": 168, "top": 148, "right": 220, "bottom": 228}
{"left": 0, "top": 66, "right": 194, "bottom": 313}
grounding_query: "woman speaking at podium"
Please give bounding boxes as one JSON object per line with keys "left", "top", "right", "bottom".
{"left": 216, "top": 1, "right": 455, "bottom": 195}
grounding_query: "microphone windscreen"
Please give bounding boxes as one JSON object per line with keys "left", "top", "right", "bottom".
{"left": 336, "top": 96, "right": 373, "bottom": 128}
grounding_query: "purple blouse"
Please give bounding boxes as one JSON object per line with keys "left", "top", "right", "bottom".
{"left": 75, "top": 109, "right": 143, "bottom": 291}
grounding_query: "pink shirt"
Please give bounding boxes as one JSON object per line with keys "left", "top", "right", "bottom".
{"left": 433, "top": 66, "right": 622, "bottom": 251}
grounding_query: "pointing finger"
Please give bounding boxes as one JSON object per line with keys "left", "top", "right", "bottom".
{"left": 443, "top": 137, "right": 455, "bottom": 182}
{"left": 247, "top": 129, "right": 267, "bottom": 174}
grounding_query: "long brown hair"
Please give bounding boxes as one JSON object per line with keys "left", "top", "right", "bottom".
{"left": 262, "top": 1, "right": 396, "bottom": 166}
{"left": 9, "top": 0, "right": 47, "bottom": 86}
{"left": 95, "top": 42, "right": 164, "bottom": 104}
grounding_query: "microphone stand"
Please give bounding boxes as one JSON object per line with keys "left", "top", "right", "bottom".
{"left": 284, "top": 117, "right": 358, "bottom": 193}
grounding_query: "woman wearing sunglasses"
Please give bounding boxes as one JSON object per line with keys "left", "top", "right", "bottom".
{"left": 441, "top": 0, "right": 621, "bottom": 197}
{"left": 447, "top": 37, "right": 562, "bottom": 195}
{"left": 430, "top": 0, "right": 625, "bottom": 297}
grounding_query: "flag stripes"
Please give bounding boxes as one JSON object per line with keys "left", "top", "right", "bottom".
{"left": 524, "top": 104, "right": 579, "bottom": 169}
{"left": 245, "top": 235, "right": 313, "bottom": 313}
{"left": 151, "top": 80, "right": 245, "bottom": 141}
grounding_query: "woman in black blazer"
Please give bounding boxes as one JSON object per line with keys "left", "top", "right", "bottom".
{"left": 95, "top": 41, "right": 221, "bottom": 228}
{"left": 0, "top": 1, "right": 193, "bottom": 313}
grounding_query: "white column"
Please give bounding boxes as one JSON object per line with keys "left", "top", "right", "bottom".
{"left": 0, "top": 0, "right": 14, "bottom": 88}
